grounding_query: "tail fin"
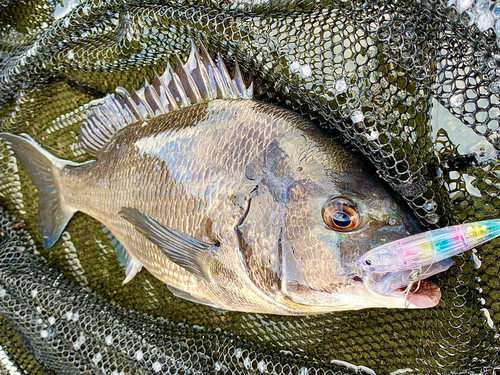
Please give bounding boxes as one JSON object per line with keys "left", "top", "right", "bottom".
{"left": 0, "top": 133, "right": 78, "bottom": 248}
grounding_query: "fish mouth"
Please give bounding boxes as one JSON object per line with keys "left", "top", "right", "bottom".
{"left": 361, "top": 258, "right": 453, "bottom": 308}
{"left": 393, "top": 279, "right": 441, "bottom": 308}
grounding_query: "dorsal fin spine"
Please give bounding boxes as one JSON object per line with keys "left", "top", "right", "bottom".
{"left": 163, "top": 63, "right": 189, "bottom": 108}
{"left": 131, "top": 89, "right": 154, "bottom": 119}
{"left": 232, "top": 60, "right": 246, "bottom": 98}
{"left": 144, "top": 82, "right": 166, "bottom": 116}
{"left": 217, "top": 54, "right": 238, "bottom": 98}
{"left": 164, "top": 85, "right": 178, "bottom": 111}
{"left": 79, "top": 41, "right": 253, "bottom": 155}
{"left": 115, "top": 88, "right": 145, "bottom": 122}
{"left": 200, "top": 44, "right": 228, "bottom": 98}
{"left": 245, "top": 82, "right": 254, "bottom": 99}
{"left": 175, "top": 54, "right": 202, "bottom": 104}
{"left": 186, "top": 41, "right": 216, "bottom": 100}
{"left": 153, "top": 72, "right": 177, "bottom": 112}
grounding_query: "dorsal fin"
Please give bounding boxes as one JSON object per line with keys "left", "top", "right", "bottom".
{"left": 79, "top": 42, "right": 253, "bottom": 155}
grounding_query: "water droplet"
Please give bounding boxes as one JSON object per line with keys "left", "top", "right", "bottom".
{"left": 235, "top": 348, "right": 243, "bottom": 359}
{"left": 350, "top": 110, "right": 365, "bottom": 123}
{"left": 73, "top": 335, "right": 85, "bottom": 350}
{"left": 92, "top": 353, "right": 102, "bottom": 364}
{"left": 67, "top": 50, "right": 74, "bottom": 59}
{"left": 289, "top": 61, "right": 300, "bottom": 74}
{"left": 48, "top": 316, "right": 56, "bottom": 325}
{"left": 424, "top": 200, "right": 437, "bottom": 211}
{"left": 105, "top": 335, "right": 113, "bottom": 345}
{"left": 456, "top": 0, "right": 473, "bottom": 12}
{"left": 447, "top": 0, "right": 455, "bottom": 7}
{"left": 71, "top": 312, "right": 79, "bottom": 321}
{"left": 153, "top": 361, "right": 162, "bottom": 372}
{"left": 298, "top": 367, "right": 309, "bottom": 375}
{"left": 481, "top": 307, "right": 495, "bottom": 328}
{"left": 366, "top": 129, "right": 379, "bottom": 141}
{"left": 450, "top": 94, "right": 464, "bottom": 107}
{"left": 65, "top": 311, "right": 73, "bottom": 320}
{"left": 0, "top": 289, "right": 6, "bottom": 298}
{"left": 477, "top": 12, "right": 495, "bottom": 31}
{"left": 40, "top": 330, "right": 48, "bottom": 338}
{"left": 300, "top": 64, "right": 312, "bottom": 78}
{"left": 490, "top": 81, "right": 500, "bottom": 93}
{"left": 214, "top": 362, "right": 222, "bottom": 371}
{"left": 471, "top": 252, "right": 483, "bottom": 269}
{"left": 257, "top": 361, "right": 267, "bottom": 372}
{"left": 475, "top": 0, "right": 490, "bottom": 12}
{"left": 135, "top": 350, "right": 144, "bottom": 361}
{"left": 425, "top": 213, "right": 440, "bottom": 224}
{"left": 31, "top": 289, "right": 38, "bottom": 298}
{"left": 493, "top": 4, "right": 500, "bottom": 17}
{"left": 335, "top": 78, "right": 347, "bottom": 93}
{"left": 243, "top": 357, "right": 253, "bottom": 369}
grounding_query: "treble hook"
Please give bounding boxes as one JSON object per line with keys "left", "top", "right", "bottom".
{"left": 403, "top": 269, "right": 422, "bottom": 308}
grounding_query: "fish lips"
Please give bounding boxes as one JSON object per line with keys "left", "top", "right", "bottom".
{"left": 361, "top": 258, "right": 454, "bottom": 308}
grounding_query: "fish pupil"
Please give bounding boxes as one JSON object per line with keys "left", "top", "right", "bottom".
{"left": 333, "top": 211, "right": 351, "bottom": 227}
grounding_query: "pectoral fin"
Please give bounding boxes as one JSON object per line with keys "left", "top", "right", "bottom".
{"left": 119, "top": 207, "right": 217, "bottom": 282}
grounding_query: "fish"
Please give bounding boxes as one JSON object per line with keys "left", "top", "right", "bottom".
{"left": 0, "top": 42, "right": 442, "bottom": 315}
{"left": 356, "top": 219, "right": 500, "bottom": 305}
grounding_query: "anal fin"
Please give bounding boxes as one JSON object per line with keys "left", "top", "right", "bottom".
{"left": 102, "top": 226, "right": 143, "bottom": 284}
{"left": 167, "top": 285, "right": 218, "bottom": 309}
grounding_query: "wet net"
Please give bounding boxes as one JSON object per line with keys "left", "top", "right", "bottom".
{"left": 0, "top": 0, "right": 499, "bottom": 373}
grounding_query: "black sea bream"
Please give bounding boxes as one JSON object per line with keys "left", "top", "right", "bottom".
{"left": 0, "top": 43, "right": 443, "bottom": 315}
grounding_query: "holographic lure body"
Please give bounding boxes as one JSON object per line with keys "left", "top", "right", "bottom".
{"left": 355, "top": 219, "right": 500, "bottom": 306}
{"left": 357, "top": 219, "right": 500, "bottom": 274}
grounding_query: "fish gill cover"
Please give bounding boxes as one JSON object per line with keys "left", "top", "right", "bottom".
{"left": 0, "top": 0, "right": 499, "bottom": 374}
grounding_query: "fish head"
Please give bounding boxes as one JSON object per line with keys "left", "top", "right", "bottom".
{"left": 237, "top": 121, "right": 442, "bottom": 312}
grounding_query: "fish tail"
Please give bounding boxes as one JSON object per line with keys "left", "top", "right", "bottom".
{"left": 0, "top": 133, "right": 77, "bottom": 248}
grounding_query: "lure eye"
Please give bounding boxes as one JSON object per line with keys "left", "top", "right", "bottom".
{"left": 365, "top": 258, "right": 373, "bottom": 266}
{"left": 322, "top": 197, "right": 361, "bottom": 232}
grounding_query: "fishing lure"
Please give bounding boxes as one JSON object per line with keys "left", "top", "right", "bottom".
{"left": 356, "top": 219, "right": 500, "bottom": 274}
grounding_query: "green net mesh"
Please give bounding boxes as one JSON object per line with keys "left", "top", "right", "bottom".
{"left": 0, "top": 0, "right": 500, "bottom": 373}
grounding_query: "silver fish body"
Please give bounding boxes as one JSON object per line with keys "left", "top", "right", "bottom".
{"left": 0, "top": 44, "right": 440, "bottom": 314}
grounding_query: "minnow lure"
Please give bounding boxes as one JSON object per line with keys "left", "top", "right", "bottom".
{"left": 356, "top": 219, "right": 500, "bottom": 274}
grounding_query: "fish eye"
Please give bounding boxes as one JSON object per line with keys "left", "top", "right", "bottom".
{"left": 322, "top": 197, "right": 361, "bottom": 232}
